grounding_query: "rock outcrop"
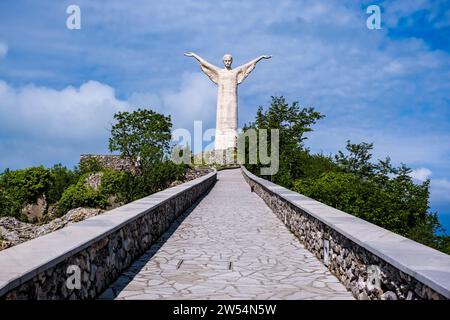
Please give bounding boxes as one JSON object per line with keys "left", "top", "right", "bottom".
{"left": 0, "top": 208, "right": 104, "bottom": 251}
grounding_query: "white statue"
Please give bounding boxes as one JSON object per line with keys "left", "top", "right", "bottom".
{"left": 184, "top": 52, "right": 271, "bottom": 150}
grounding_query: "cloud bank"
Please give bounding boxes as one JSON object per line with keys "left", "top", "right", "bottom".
{"left": 0, "top": 74, "right": 216, "bottom": 169}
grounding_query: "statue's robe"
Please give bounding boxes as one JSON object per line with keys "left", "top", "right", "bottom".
{"left": 200, "top": 61, "right": 258, "bottom": 150}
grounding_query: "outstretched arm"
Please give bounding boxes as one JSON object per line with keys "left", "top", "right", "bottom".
{"left": 240, "top": 55, "right": 272, "bottom": 68}
{"left": 184, "top": 52, "right": 219, "bottom": 84}
{"left": 237, "top": 55, "right": 271, "bottom": 84}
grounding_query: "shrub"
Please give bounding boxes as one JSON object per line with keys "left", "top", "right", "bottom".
{"left": 98, "top": 170, "right": 128, "bottom": 203}
{"left": 0, "top": 167, "right": 52, "bottom": 218}
{"left": 0, "top": 188, "right": 15, "bottom": 218}
{"left": 0, "top": 167, "right": 51, "bottom": 203}
{"left": 47, "top": 164, "right": 79, "bottom": 204}
{"left": 57, "top": 177, "right": 107, "bottom": 216}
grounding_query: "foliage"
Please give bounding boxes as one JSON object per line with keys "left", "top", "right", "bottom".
{"left": 242, "top": 96, "right": 325, "bottom": 188}
{"left": 98, "top": 170, "right": 127, "bottom": 197}
{"left": 0, "top": 166, "right": 52, "bottom": 218}
{"left": 0, "top": 188, "right": 17, "bottom": 218}
{"left": 109, "top": 108, "right": 172, "bottom": 169}
{"left": 334, "top": 141, "right": 375, "bottom": 178}
{"left": 0, "top": 164, "right": 81, "bottom": 219}
{"left": 79, "top": 158, "right": 104, "bottom": 174}
{"left": 47, "top": 164, "right": 80, "bottom": 204}
{"left": 108, "top": 108, "right": 187, "bottom": 202}
{"left": 111, "top": 161, "right": 188, "bottom": 203}
{"left": 245, "top": 97, "right": 450, "bottom": 255}
{"left": 0, "top": 166, "right": 50, "bottom": 204}
{"left": 57, "top": 175, "right": 107, "bottom": 216}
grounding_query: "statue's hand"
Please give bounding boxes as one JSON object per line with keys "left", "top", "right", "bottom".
{"left": 184, "top": 52, "right": 195, "bottom": 57}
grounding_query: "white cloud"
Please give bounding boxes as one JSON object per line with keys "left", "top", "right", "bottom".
{"left": 0, "top": 42, "right": 7, "bottom": 59}
{"left": 129, "top": 72, "right": 217, "bottom": 130}
{"left": 431, "top": 179, "right": 450, "bottom": 204}
{"left": 0, "top": 80, "right": 131, "bottom": 169}
{"left": 0, "top": 75, "right": 217, "bottom": 170}
{"left": 409, "top": 167, "right": 432, "bottom": 181}
{"left": 306, "top": 126, "right": 450, "bottom": 168}
{"left": 0, "top": 80, "right": 129, "bottom": 140}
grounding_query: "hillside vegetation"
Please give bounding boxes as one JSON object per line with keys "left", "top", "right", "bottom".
{"left": 242, "top": 96, "right": 450, "bottom": 254}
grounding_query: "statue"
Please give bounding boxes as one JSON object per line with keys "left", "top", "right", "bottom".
{"left": 184, "top": 52, "right": 271, "bottom": 150}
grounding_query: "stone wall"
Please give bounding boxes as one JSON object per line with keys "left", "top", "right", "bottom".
{"left": 80, "top": 154, "right": 139, "bottom": 174}
{"left": 0, "top": 171, "right": 216, "bottom": 299}
{"left": 242, "top": 167, "right": 450, "bottom": 300}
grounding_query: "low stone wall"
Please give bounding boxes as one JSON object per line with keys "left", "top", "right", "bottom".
{"left": 0, "top": 171, "right": 216, "bottom": 299}
{"left": 242, "top": 167, "right": 450, "bottom": 300}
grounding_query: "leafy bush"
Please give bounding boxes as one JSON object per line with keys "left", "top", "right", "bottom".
{"left": 56, "top": 160, "right": 187, "bottom": 216}
{"left": 47, "top": 164, "right": 79, "bottom": 204}
{"left": 115, "top": 161, "right": 188, "bottom": 203}
{"left": 0, "top": 167, "right": 50, "bottom": 203}
{"left": 294, "top": 172, "right": 414, "bottom": 234}
{"left": 0, "top": 166, "right": 52, "bottom": 218}
{"left": 57, "top": 176, "right": 107, "bottom": 216}
{"left": 98, "top": 170, "right": 126, "bottom": 195}
{"left": 144, "top": 160, "right": 187, "bottom": 193}
{"left": 0, "top": 188, "right": 17, "bottom": 218}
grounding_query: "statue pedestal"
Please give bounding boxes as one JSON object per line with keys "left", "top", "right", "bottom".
{"left": 193, "top": 148, "right": 238, "bottom": 166}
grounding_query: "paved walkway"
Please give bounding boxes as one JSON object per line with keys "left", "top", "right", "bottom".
{"left": 99, "top": 169, "right": 353, "bottom": 300}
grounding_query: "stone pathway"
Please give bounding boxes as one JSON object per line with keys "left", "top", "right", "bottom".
{"left": 99, "top": 169, "right": 353, "bottom": 300}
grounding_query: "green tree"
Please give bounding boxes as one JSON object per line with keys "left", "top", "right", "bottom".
{"left": 47, "top": 164, "right": 79, "bottom": 204}
{"left": 109, "top": 108, "right": 172, "bottom": 169}
{"left": 294, "top": 140, "right": 449, "bottom": 254}
{"left": 0, "top": 167, "right": 52, "bottom": 218}
{"left": 244, "top": 97, "right": 449, "bottom": 254}
{"left": 242, "top": 96, "right": 325, "bottom": 187}
{"left": 335, "top": 140, "right": 375, "bottom": 178}
{"left": 108, "top": 108, "right": 187, "bottom": 201}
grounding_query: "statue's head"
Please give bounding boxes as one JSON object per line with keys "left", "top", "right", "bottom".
{"left": 223, "top": 54, "right": 233, "bottom": 69}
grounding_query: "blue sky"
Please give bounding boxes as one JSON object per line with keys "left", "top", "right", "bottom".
{"left": 0, "top": 0, "right": 449, "bottom": 233}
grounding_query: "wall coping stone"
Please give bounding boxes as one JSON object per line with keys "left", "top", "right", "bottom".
{"left": 241, "top": 167, "right": 450, "bottom": 298}
{"left": 0, "top": 171, "right": 216, "bottom": 296}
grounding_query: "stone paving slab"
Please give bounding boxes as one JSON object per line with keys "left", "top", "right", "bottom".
{"left": 100, "top": 169, "right": 353, "bottom": 300}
